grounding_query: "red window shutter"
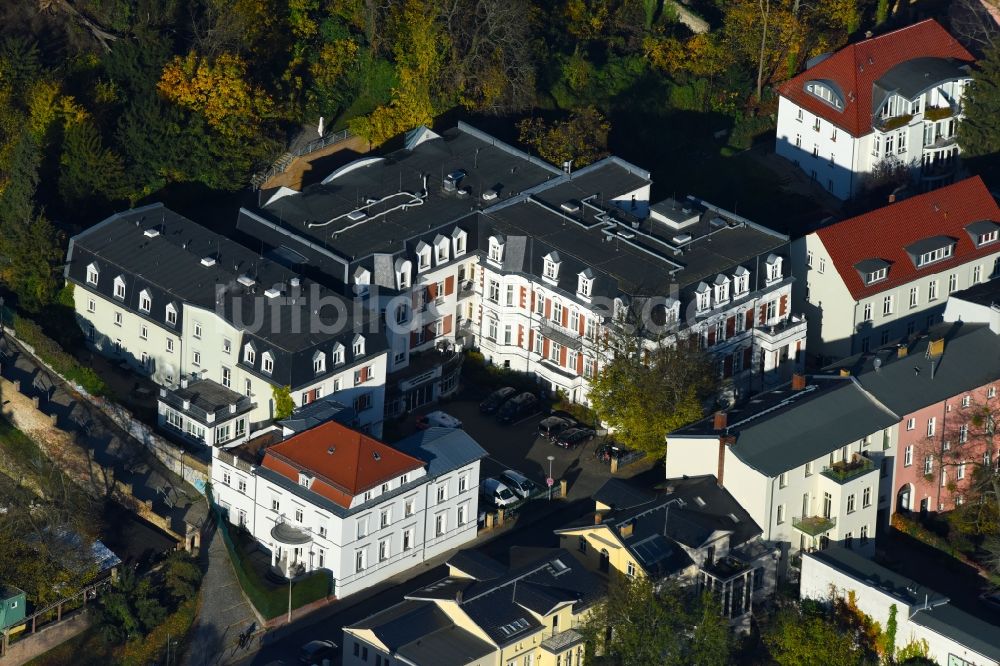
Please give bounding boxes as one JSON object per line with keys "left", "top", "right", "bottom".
{"left": 707, "top": 329, "right": 716, "bottom": 347}
{"left": 445, "top": 276, "right": 455, "bottom": 296}
{"left": 576, "top": 352, "right": 584, "bottom": 375}
{"left": 726, "top": 316, "right": 735, "bottom": 338}
{"left": 560, "top": 346, "right": 568, "bottom": 367}
{"left": 528, "top": 329, "right": 535, "bottom": 351}
{"left": 520, "top": 287, "right": 527, "bottom": 309}
{"left": 759, "top": 304, "right": 767, "bottom": 325}
{"left": 724, "top": 356, "right": 733, "bottom": 378}
{"left": 410, "top": 331, "right": 419, "bottom": 348}
{"left": 579, "top": 314, "right": 586, "bottom": 336}
{"left": 544, "top": 299, "right": 551, "bottom": 319}
{"left": 426, "top": 283, "right": 438, "bottom": 300}
{"left": 542, "top": 338, "right": 550, "bottom": 359}
{"left": 530, "top": 290, "right": 535, "bottom": 312}
{"left": 779, "top": 294, "right": 788, "bottom": 316}
{"left": 518, "top": 325, "right": 524, "bottom": 347}
{"left": 743, "top": 347, "right": 752, "bottom": 368}
{"left": 443, "top": 315, "right": 453, "bottom": 335}
{"left": 561, "top": 306, "right": 568, "bottom": 328}
{"left": 745, "top": 309, "right": 754, "bottom": 330}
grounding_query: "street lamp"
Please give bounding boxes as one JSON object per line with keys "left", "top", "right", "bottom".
{"left": 547, "top": 455, "right": 555, "bottom": 500}
{"left": 287, "top": 575, "right": 294, "bottom": 623}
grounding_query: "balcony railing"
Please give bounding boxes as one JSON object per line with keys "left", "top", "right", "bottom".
{"left": 821, "top": 457, "right": 875, "bottom": 484}
{"left": 792, "top": 515, "right": 836, "bottom": 536}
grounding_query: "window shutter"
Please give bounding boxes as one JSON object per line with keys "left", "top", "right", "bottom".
{"left": 724, "top": 356, "right": 733, "bottom": 378}
{"left": 544, "top": 299, "right": 551, "bottom": 319}
{"left": 562, "top": 306, "right": 568, "bottom": 328}
{"left": 560, "top": 345, "right": 568, "bottom": 367}
{"left": 745, "top": 309, "right": 754, "bottom": 330}
{"left": 579, "top": 314, "right": 586, "bottom": 336}
{"left": 530, "top": 290, "right": 535, "bottom": 312}
{"left": 577, "top": 353, "right": 584, "bottom": 375}
{"left": 445, "top": 276, "right": 455, "bottom": 296}
{"left": 518, "top": 325, "right": 524, "bottom": 347}
{"left": 759, "top": 304, "right": 767, "bottom": 325}
{"left": 779, "top": 294, "right": 788, "bottom": 316}
{"left": 743, "top": 347, "right": 753, "bottom": 368}
{"left": 520, "top": 287, "right": 527, "bottom": 309}
{"left": 707, "top": 329, "right": 716, "bottom": 347}
{"left": 528, "top": 329, "right": 535, "bottom": 351}
{"left": 410, "top": 331, "right": 419, "bottom": 347}
{"left": 542, "top": 338, "right": 550, "bottom": 359}
{"left": 726, "top": 316, "right": 735, "bottom": 337}
{"left": 443, "top": 315, "right": 453, "bottom": 335}
{"left": 426, "top": 283, "right": 438, "bottom": 300}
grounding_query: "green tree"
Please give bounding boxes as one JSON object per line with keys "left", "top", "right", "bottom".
{"left": 687, "top": 593, "right": 731, "bottom": 665}
{"left": 764, "top": 605, "right": 869, "bottom": 666}
{"left": 273, "top": 384, "right": 295, "bottom": 420}
{"left": 96, "top": 567, "right": 167, "bottom": 643}
{"left": 517, "top": 107, "right": 610, "bottom": 168}
{"left": 59, "top": 119, "right": 128, "bottom": 206}
{"left": 163, "top": 550, "right": 203, "bottom": 605}
{"left": 958, "top": 43, "right": 1000, "bottom": 160}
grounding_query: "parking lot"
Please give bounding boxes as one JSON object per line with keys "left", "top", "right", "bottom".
{"left": 405, "top": 392, "right": 650, "bottom": 504}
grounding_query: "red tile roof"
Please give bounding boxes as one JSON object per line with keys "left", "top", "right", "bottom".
{"left": 778, "top": 19, "right": 973, "bottom": 137}
{"left": 261, "top": 421, "right": 425, "bottom": 508}
{"left": 816, "top": 176, "right": 1000, "bottom": 301}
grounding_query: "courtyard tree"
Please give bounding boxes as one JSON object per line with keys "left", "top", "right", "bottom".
{"left": 517, "top": 106, "right": 610, "bottom": 169}
{"left": 272, "top": 385, "right": 296, "bottom": 420}
{"left": 958, "top": 42, "right": 1000, "bottom": 163}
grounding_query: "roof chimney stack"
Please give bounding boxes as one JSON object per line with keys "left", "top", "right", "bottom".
{"left": 791, "top": 373, "right": 807, "bottom": 390}
{"left": 897, "top": 344, "right": 908, "bottom": 359}
{"left": 594, "top": 512, "right": 603, "bottom": 525}
{"left": 713, "top": 411, "right": 728, "bottom": 430}
{"left": 839, "top": 368, "right": 851, "bottom": 377}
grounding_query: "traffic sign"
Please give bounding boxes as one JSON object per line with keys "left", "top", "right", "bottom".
{"left": 546, "top": 477, "right": 554, "bottom": 487}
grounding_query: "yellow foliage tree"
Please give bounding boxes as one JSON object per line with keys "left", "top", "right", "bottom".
{"left": 158, "top": 52, "right": 274, "bottom": 139}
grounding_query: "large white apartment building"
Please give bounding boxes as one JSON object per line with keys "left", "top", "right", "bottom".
{"left": 238, "top": 123, "right": 806, "bottom": 406}
{"left": 775, "top": 19, "right": 974, "bottom": 200}
{"left": 212, "top": 419, "right": 486, "bottom": 595}
{"left": 64, "top": 204, "right": 389, "bottom": 435}
{"left": 666, "top": 375, "right": 899, "bottom": 560}
{"left": 791, "top": 176, "right": 1000, "bottom": 361}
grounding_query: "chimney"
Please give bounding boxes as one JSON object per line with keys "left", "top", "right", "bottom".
{"left": 839, "top": 368, "right": 851, "bottom": 377}
{"left": 594, "top": 512, "right": 603, "bottom": 525}
{"left": 897, "top": 345, "right": 908, "bottom": 359}
{"left": 791, "top": 373, "right": 807, "bottom": 390}
{"left": 619, "top": 521, "right": 634, "bottom": 538}
{"left": 713, "top": 411, "right": 728, "bottom": 430}
{"left": 927, "top": 338, "right": 945, "bottom": 357}
{"left": 888, "top": 193, "right": 896, "bottom": 204}
{"left": 180, "top": 377, "right": 189, "bottom": 389}
{"left": 717, "top": 435, "right": 736, "bottom": 487}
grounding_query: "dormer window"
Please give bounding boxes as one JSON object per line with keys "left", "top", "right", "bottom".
{"left": 244, "top": 343, "right": 256, "bottom": 364}
{"left": 451, "top": 227, "right": 467, "bottom": 256}
{"left": 765, "top": 254, "right": 782, "bottom": 285}
{"left": 433, "top": 235, "right": 449, "bottom": 264}
{"left": 713, "top": 275, "right": 730, "bottom": 305}
{"left": 113, "top": 275, "right": 126, "bottom": 300}
{"left": 416, "top": 241, "right": 431, "bottom": 271}
{"left": 394, "top": 258, "right": 412, "bottom": 290}
{"left": 542, "top": 251, "right": 561, "bottom": 284}
{"left": 353, "top": 334, "right": 365, "bottom": 357}
{"left": 86, "top": 263, "right": 99, "bottom": 285}
{"left": 906, "top": 236, "right": 956, "bottom": 268}
{"left": 854, "top": 258, "right": 890, "bottom": 286}
{"left": 695, "top": 282, "right": 711, "bottom": 313}
{"left": 332, "top": 342, "right": 344, "bottom": 365}
{"left": 488, "top": 235, "right": 504, "bottom": 264}
{"left": 805, "top": 80, "right": 844, "bottom": 110}
{"left": 313, "top": 351, "right": 325, "bottom": 374}
{"left": 868, "top": 268, "right": 887, "bottom": 283}
{"left": 261, "top": 351, "right": 274, "bottom": 375}
{"left": 965, "top": 221, "right": 1000, "bottom": 248}
{"left": 139, "top": 289, "right": 151, "bottom": 313}
{"left": 577, "top": 269, "right": 595, "bottom": 299}
{"left": 733, "top": 266, "right": 750, "bottom": 297}
{"left": 354, "top": 267, "right": 371, "bottom": 297}
{"left": 165, "top": 303, "right": 177, "bottom": 326}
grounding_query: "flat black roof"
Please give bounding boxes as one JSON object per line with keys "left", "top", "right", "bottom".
{"left": 949, "top": 278, "right": 1000, "bottom": 308}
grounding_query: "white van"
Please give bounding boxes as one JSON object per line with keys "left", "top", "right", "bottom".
{"left": 499, "top": 470, "right": 538, "bottom": 499}
{"left": 481, "top": 478, "right": 518, "bottom": 507}
{"left": 416, "top": 410, "right": 463, "bottom": 429}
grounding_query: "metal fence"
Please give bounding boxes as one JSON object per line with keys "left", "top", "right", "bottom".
{"left": 250, "top": 129, "right": 355, "bottom": 190}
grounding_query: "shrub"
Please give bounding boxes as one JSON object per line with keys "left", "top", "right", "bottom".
{"left": 11, "top": 314, "right": 111, "bottom": 397}
{"left": 728, "top": 114, "right": 776, "bottom": 151}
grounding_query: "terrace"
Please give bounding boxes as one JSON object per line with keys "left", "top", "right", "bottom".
{"left": 821, "top": 456, "right": 876, "bottom": 484}
{"left": 792, "top": 515, "right": 837, "bottom": 536}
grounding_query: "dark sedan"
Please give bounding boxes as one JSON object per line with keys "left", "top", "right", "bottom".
{"left": 555, "top": 427, "right": 596, "bottom": 449}
{"left": 479, "top": 386, "right": 517, "bottom": 414}
{"left": 497, "top": 392, "right": 539, "bottom": 424}
{"left": 538, "top": 416, "right": 573, "bottom": 440}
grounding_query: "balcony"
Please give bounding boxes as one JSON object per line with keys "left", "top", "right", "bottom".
{"left": 539, "top": 320, "right": 583, "bottom": 350}
{"left": 792, "top": 515, "right": 836, "bottom": 536}
{"left": 457, "top": 281, "right": 476, "bottom": 300}
{"left": 874, "top": 113, "right": 913, "bottom": 132}
{"left": 821, "top": 456, "right": 875, "bottom": 484}
{"left": 756, "top": 314, "right": 806, "bottom": 345}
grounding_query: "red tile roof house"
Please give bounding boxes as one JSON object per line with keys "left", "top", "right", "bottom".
{"left": 790, "top": 176, "right": 1000, "bottom": 361}
{"left": 211, "top": 420, "right": 487, "bottom": 599}
{"left": 774, "top": 19, "right": 974, "bottom": 200}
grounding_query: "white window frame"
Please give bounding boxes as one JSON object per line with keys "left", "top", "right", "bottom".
{"left": 86, "top": 263, "right": 99, "bottom": 285}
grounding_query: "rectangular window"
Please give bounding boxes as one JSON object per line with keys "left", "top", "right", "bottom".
{"left": 165, "top": 338, "right": 174, "bottom": 353}
{"left": 355, "top": 550, "right": 366, "bottom": 573}
{"left": 776, "top": 504, "right": 785, "bottom": 524}
{"left": 927, "top": 417, "right": 936, "bottom": 437}
{"left": 193, "top": 350, "right": 201, "bottom": 367}
{"left": 458, "top": 504, "right": 468, "bottom": 526}
{"left": 459, "top": 475, "right": 468, "bottom": 493}
{"left": 505, "top": 284, "right": 514, "bottom": 306}
{"left": 403, "top": 528, "right": 413, "bottom": 551}
{"left": 193, "top": 322, "right": 202, "bottom": 339}
{"left": 437, "top": 485, "right": 447, "bottom": 503}
{"left": 271, "top": 498, "right": 280, "bottom": 511}
{"left": 779, "top": 472, "right": 788, "bottom": 488}
{"left": 847, "top": 494, "right": 856, "bottom": 514}
{"left": 904, "top": 445, "right": 913, "bottom": 467}
{"left": 883, "top": 295, "right": 894, "bottom": 316}
{"left": 949, "top": 273, "right": 957, "bottom": 293}
{"left": 114, "top": 311, "right": 122, "bottom": 327}
{"left": 928, "top": 280, "right": 938, "bottom": 301}
{"left": 381, "top": 509, "right": 390, "bottom": 528}
{"left": 863, "top": 303, "right": 872, "bottom": 321}
{"left": 139, "top": 324, "right": 148, "bottom": 340}
{"left": 488, "top": 280, "right": 500, "bottom": 303}
{"left": 906, "top": 417, "right": 915, "bottom": 430}
{"left": 435, "top": 513, "right": 446, "bottom": 537}
{"left": 404, "top": 497, "right": 415, "bottom": 517}
{"left": 863, "top": 487, "right": 871, "bottom": 508}
{"left": 379, "top": 539, "right": 389, "bottom": 562}
{"left": 357, "top": 518, "right": 368, "bottom": 539}
{"left": 924, "top": 455, "right": 933, "bottom": 475}
{"left": 87, "top": 298, "right": 96, "bottom": 313}
{"left": 238, "top": 478, "right": 246, "bottom": 493}
{"left": 974, "top": 265, "right": 982, "bottom": 283}
{"left": 221, "top": 366, "right": 231, "bottom": 388}
{"left": 295, "top": 508, "right": 303, "bottom": 523}
{"left": 909, "top": 287, "right": 918, "bottom": 308}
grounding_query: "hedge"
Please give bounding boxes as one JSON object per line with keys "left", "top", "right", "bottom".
{"left": 11, "top": 314, "right": 111, "bottom": 397}
{"left": 119, "top": 597, "right": 199, "bottom": 666}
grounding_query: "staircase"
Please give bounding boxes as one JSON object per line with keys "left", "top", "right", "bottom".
{"left": 250, "top": 151, "right": 295, "bottom": 190}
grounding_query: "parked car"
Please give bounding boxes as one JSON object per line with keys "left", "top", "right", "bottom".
{"left": 416, "top": 410, "right": 463, "bottom": 429}
{"left": 480, "top": 386, "right": 517, "bottom": 414}
{"left": 497, "top": 392, "right": 539, "bottom": 424}
{"left": 481, "top": 478, "right": 518, "bottom": 507}
{"left": 538, "top": 416, "right": 573, "bottom": 440}
{"left": 299, "top": 639, "right": 338, "bottom": 664}
{"left": 555, "top": 427, "right": 596, "bottom": 449}
{"left": 595, "top": 441, "right": 632, "bottom": 462}
{"left": 499, "top": 470, "right": 538, "bottom": 499}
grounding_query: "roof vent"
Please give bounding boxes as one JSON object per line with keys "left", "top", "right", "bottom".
{"left": 201, "top": 257, "right": 217, "bottom": 267}
{"left": 560, "top": 200, "right": 581, "bottom": 214}
{"left": 365, "top": 197, "right": 378, "bottom": 205}
{"left": 264, "top": 288, "right": 281, "bottom": 299}
{"left": 144, "top": 229, "right": 160, "bottom": 238}
{"left": 327, "top": 446, "right": 336, "bottom": 455}
{"left": 237, "top": 275, "right": 256, "bottom": 287}
{"left": 693, "top": 496, "right": 706, "bottom": 507}
{"left": 290, "top": 277, "right": 301, "bottom": 288}
{"left": 346, "top": 210, "right": 367, "bottom": 222}
{"left": 672, "top": 233, "right": 693, "bottom": 244}
{"left": 457, "top": 187, "right": 471, "bottom": 197}
{"left": 482, "top": 189, "right": 499, "bottom": 201}
{"left": 373, "top": 451, "right": 381, "bottom": 461}
{"left": 710, "top": 217, "right": 727, "bottom": 229}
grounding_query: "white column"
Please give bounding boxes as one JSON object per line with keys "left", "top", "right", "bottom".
{"left": 271, "top": 543, "right": 277, "bottom": 567}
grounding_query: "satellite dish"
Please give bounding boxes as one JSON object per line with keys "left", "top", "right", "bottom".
{"left": 873, "top": 358, "right": 882, "bottom": 371}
